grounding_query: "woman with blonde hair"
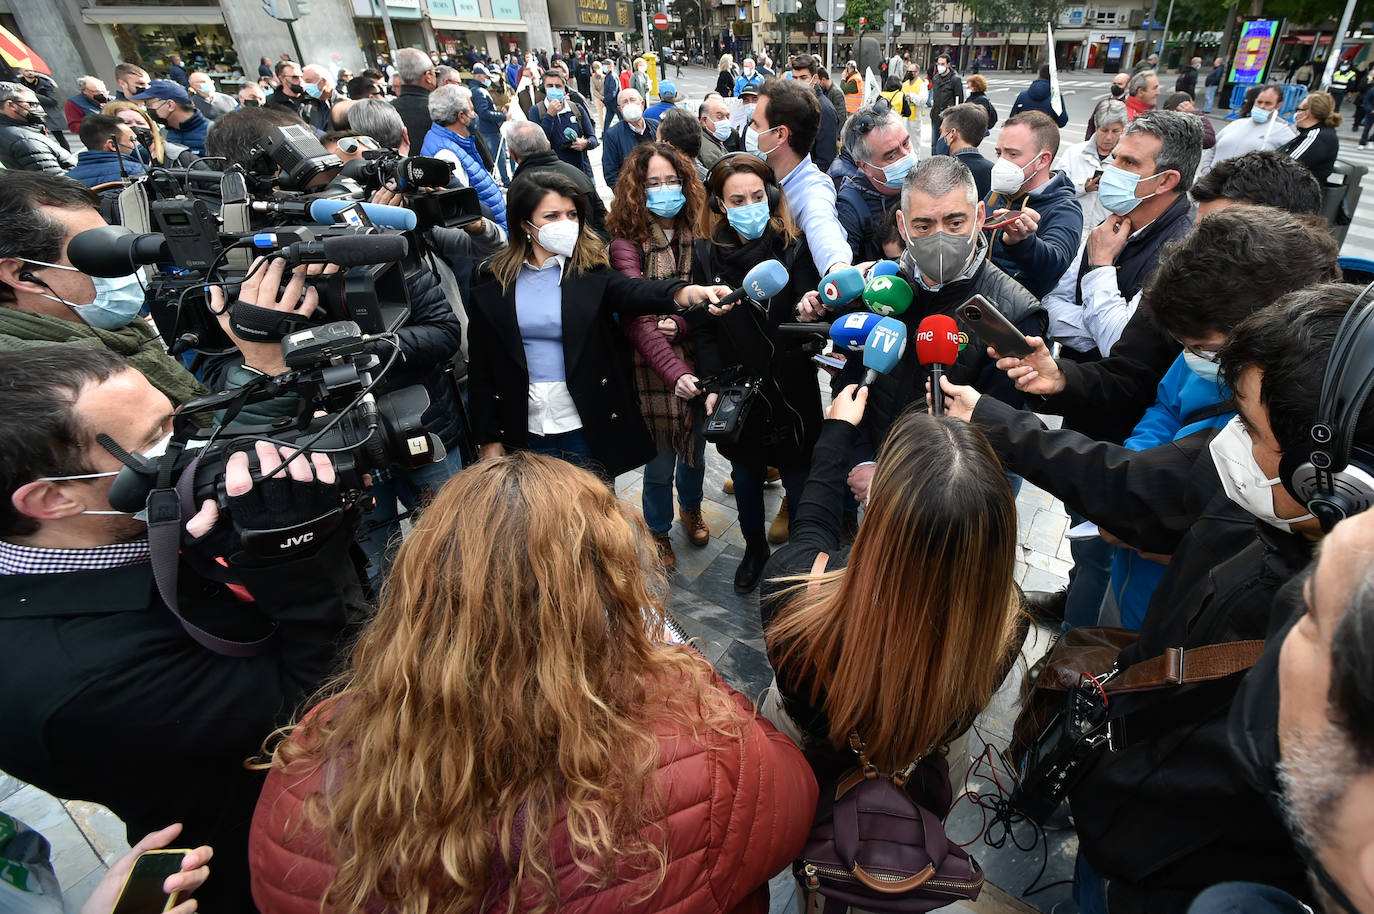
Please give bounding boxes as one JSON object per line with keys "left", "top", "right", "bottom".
{"left": 1282, "top": 89, "right": 1341, "bottom": 183}
{"left": 101, "top": 100, "right": 168, "bottom": 165}
{"left": 248, "top": 453, "right": 817, "bottom": 913}
{"left": 761, "top": 387, "right": 1025, "bottom": 778}
{"left": 608, "top": 142, "right": 713, "bottom": 568}
{"left": 716, "top": 53, "right": 737, "bottom": 96}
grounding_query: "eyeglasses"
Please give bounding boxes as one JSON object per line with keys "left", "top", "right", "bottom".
{"left": 335, "top": 135, "right": 380, "bottom": 154}
{"left": 645, "top": 177, "right": 683, "bottom": 189}
{"left": 10, "top": 98, "right": 37, "bottom": 108}
{"left": 1175, "top": 338, "right": 1223, "bottom": 361}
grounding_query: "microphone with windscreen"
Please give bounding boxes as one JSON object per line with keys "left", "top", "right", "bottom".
{"left": 272, "top": 233, "right": 410, "bottom": 268}
{"left": 862, "top": 317, "right": 907, "bottom": 387}
{"left": 915, "top": 314, "right": 961, "bottom": 416}
{"left": 251, "top": 198, "right": 420, "bottom": 231}
{"left": 817, "top": 266, "right": 866, "bottom": 308}
{"left": 712, "top": 259, "right": 789, "bottom": 312}
{"left": 830, "top": 311, "right": 884, "bottom": 352}
{"left": 870, "top": 260, "right": 900, "bottom": 278}
{"left": 863, "top": 274, "right": 913, "bottom": 317}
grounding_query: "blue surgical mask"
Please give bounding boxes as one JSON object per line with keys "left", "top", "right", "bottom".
{"left": 713, "top": 118, "right": 733, "bottom": 140}
{"left": 1183, "top": 349, "right": 1221, "bottom": 382}
{"left": 26, "top": 260, "right": 146, "bottom": 330}
{"left": 545, "top": 86, "right": 565, "bottom": 103}
{"left": 1251, "top": 106, "right": 1272, "bottom": 124}
{"left": 1096, "top": 163, "right": 1161, "bottom": 216}
{"left": 726, "top": 200, "right": 770, "bottom": 240}
{"left": 302, "top": 81, "right": 322, "bottom": 99}
{"left": 869, "top": 151, "right": 915, "bottom": 189}
{"left": 646, "top": 185, "right": 686, "bottom": 218}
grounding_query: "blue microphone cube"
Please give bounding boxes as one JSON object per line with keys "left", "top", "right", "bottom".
{"left": 862, "top": 316, "right": 908, "bottom": 377}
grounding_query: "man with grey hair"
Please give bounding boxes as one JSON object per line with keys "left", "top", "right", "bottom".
{"left": 937, "top": 102, "right": 993, "bottom": 199}
{"left": 187, "top": 71, "right": 236, "bottom": 122}
{"left": 348, "top": 97, "right": 409, "bottom": 153}
{"left": 1042, "top": 108, "right": 1200, "bottom": 358}
{"left": 1175, "top": 56, "right": 1202, "bottom": 98}
{"left": 0, "top": 82, "right": 76, "bottom": 174}
{"left": 529, "top": 67, "right": 597, "bottom": 179}
{"left": 421, "top": 83, "right": 507, "bottom": 230}
{"left": 63, "top": 75, "right": 110, "bottom": 134}
{"left": 698, "top": 93, "right": 739, "bottom": 168}
{"left": 1054, "top": 97, "right": 1127, "bottom": 232}
{"left": 842, "top": 155, "right": 1046, "bottom": 503}
{"left": 434, "top": 65, "right": 461, "bottom": 87}
{"left": 300, "top": 63, "right": 342, "bottom": 131}
{"left": 391, "top": 47, "right": 438, "bottom": 152}
{"left": 503, "top": 119, "right": 606, "bottom": 235}
{"left": 1126, "top": 69, "right": 1160, "bottom": 119}
{"left": 603, "top": 87, "right": 658, "bottom": 189}
{"left": 835, "top": 102, "right": 912, "bottom": 261}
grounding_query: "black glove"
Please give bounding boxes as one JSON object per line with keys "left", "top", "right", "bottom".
{"left": 223, "top": 444, "right": 344, "bottom": 563}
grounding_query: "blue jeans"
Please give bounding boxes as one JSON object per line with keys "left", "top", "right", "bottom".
{"left": 1187, "top": 882, "right": 1311, "bottom": 914}
{"left": 527, "top": 427, "right": 598, "bottom": 474}
{"left": 1203, "top": 84, "right": 1218, "bottom": 112}
{"left": 358, "top": 445, "right": 464, "bottom": 586}
{"left": 1064, "top": 508, "right": 1114, "bottom": 630}
{"left": 1074, "top": 853, "right": 1109, "bottom": 914}
{"left": 731, "top": 461, "right": 805, "bottom": 542}
{"left": 642, "top": 435, "right": 707, "bottom": 535}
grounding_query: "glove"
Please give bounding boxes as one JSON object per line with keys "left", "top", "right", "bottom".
{"left": 215, "top": 441, "right": 343, "bottom": 563}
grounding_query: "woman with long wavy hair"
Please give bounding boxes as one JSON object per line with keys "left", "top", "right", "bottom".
{"left": 761, "top": 387, "right": 1025, "bottom": 777}
{"left": 608, "top": 142, "right": 712, "bottom": 569}
{"left": 248, "top": 452, "right": 818, "bottom": 914}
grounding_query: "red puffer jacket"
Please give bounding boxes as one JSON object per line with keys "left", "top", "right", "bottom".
{"left": 249, "top": 680, "right": 818, "bottom": 914}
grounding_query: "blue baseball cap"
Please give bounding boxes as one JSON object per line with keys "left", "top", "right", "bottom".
{"left": 132, "top": 80, "right": 190, "bottom": 104}
{"left": 657, "top": 80, "right": 677, "bottom": 99}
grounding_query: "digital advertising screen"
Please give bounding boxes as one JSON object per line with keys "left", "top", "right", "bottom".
{"left": 1229, "top": 18, "right": 1282, "bottom": 84}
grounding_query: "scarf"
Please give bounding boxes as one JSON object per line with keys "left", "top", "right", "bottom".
{"left": 631, "top": 224, "right": 699, "bottom": 464}
{"left": 0, "top": 306, "right": 208, "bottom": 406}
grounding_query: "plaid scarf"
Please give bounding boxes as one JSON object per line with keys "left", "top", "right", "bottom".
{"left": 632, "top": 224, "right": 699, "bottom": 464}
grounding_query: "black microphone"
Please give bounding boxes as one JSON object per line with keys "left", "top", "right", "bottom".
{"left": 278, "top": 233, "right": 408, "bottom": 267}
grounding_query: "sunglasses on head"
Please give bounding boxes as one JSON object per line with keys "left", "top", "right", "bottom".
{"left": 850, "top": 96, "right": 893, "bottom": 135}
{"left": 336, "top": 135, "right": 380, "bottom": 154}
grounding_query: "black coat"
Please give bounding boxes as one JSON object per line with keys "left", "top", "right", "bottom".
{"left": 929, "top": 69, "right": 964, "bottom": 119}
{"left": 716, "top": 69, "right": 736, "bottom": 96}
{"left": 1174, "top": 66, "right": 1199, "bottom": 98}
{"left": 467, "top": 263, "right": 686, "bottom": 477}
{"left": 970, "top": 399, "right": 1312, "bottom": 912}
{"left": 0, "top": 525, "right": 366, "bottom": 912}
{"left": 390, "top": 84, "right": 434, "bottom": 153}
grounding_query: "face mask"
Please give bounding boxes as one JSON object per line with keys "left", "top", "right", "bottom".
{"left": 24, "top": 108, "right": 44, "bottom": 126}
{"left": 194, "top": 83, "right": 212, "bottom": 97}
{"left": 901, "top": 221, "right": 976, "bottom": 288}
{"left": 868, "top": 151, "right": 915, "bottom": 190}
{"left": 1110, "top": 84, "right": 1126, "bottom": 98}
{"left": 545, "top": 86, "right": 565, "bottom": 103}
{"left": 646, "top": 185, "right": 686, "bottom": 218}
{"left": 937, "top": 65, "right": 948, "bottom": 74}
{"left": 1097, "top": 163, "right": 1161, "bottom": 216}
{"left": 745, "top": 124, "right": 780, "bottom": 159}
{"left": 302, "top": 81, "right": 322, "bottom": 99}
{"left": 241, "top": 99, "right": 260, "bottom": 108}
{"left": 989, "top": 155, "right": 1036, "bottom": 195}
{"left": 95, "top": 93, "right": 113, "bottom": 104}
{"left": 132, "top": 126, "right": 155, "bottom": 148}
{"left": 1183, "top": 349, "right": 1221, "bottom": 382}
{"left": 713, "top": 118, "right": 732, "bottom": 140}
{"left": 1208, "top": 417, "right": 1314, "bottom": 533}
{"left": 741, "top": 102, "right": 756, "bottom": 123}
{"left": 528, "top": 219, "right": 580, "bottom": 257}
{"left": 622, "top": 102, "right": 643, "bottom": 122}
{"left": 1251, "top": 106, "right": 1272, "bottom": 124}
{"left": 726, "top": 200, "right": 770, "bottom": 240}
{"left": 26, "top": 260, "right": 145, "bottom": 330}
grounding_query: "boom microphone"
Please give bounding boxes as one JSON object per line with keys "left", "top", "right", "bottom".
{"left": 862, "top": 316, "right": 907, "bottom": 387}
{"left": 863, "top": 274, "right": 913, "bottom": 317}
{"left": 714, "top": 259, "right": 789, "bottom": 310}
{"left": 915, "top": 314, "right": 961, "bottom": 416}
{"left": 816, "top": 266, "right": 865, "bottom": 308}
{"left": 830, "top": 311, "right": 884, "bottom": 352}
{"left": 274, "top": 233, "right": 410, "bottom": 268}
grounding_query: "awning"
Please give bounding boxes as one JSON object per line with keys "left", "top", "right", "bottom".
{"left": 430, "top": 15, "right": 529, "bottom": 31}
{"left": 81, "top": 6, "right": 225, "bottom": 25}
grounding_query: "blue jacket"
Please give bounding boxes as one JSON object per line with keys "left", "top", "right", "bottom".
{"left": 1008, "top": 78, "right": 1069, "bottom": 127}
{"left": 470, "top": 79, "right": 506, "bottom": 150}
{"left": 421, "top": 123, "right": 507, "bottom": 230}
{"left": 645, "top": 100, "right": 677, "bottom": 121}
{"left": 166, "top": 112, "right": 209, "bottom": 156}
{"left": 168, "top": 63, "right": 190, "bottom": 87}
{"left": 1109, "top": 354, "right": 1234, "bottom": 629}
{"left": 836, "top": 171, "right": 899, "bottom": 262}
{"left": 734, "top": 72, "right": 763, "bottom": 96}
{"left": 984, "top": 170, "right": 1083, "bottom": 299}
{"left": 601, "top": 117, "right": 659, "bottom": 191}
{"left": 65, "top": 149, "right": 148, "bottom": 187}
{"left": 528, "top": 97, "right": 598, "bottom": 178}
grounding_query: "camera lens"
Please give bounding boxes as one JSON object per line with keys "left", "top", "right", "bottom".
{"left": 965, "top": 305, "right": 983, "bottom": 321}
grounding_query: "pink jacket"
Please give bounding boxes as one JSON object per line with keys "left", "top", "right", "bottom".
{"left": 612, "top": 237, "right": 694, "bottom": 387}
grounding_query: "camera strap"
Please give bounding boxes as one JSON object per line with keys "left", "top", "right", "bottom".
{"left": 228, "top": 299, "right": 315, "bottom": 343}
{"left": 146, "top": 453, "right": 276, "bottom": 658}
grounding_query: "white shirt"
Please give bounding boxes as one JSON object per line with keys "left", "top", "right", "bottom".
{"left": 1208, "top": 116, "right": 1298, "bottom": 174}
{"left": 1042, "top": 241, "right": 1143, "bottom": 355}
{"left": 1053, "top": 139, "right": 1112, "bottom": 234}
{"left": 776, "top": 153, "right": 852, "bottom": 276}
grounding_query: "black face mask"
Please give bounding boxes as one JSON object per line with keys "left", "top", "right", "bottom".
{"left": 1110, "top": 84, "right": 1126, "bottom": 98}
{"left": 241, "top": 99, "right": 261, "bottom": 108}
{"left": 94, "top": 93, "right": 112, "bottom": 105}
{"left": 132, "top": 125, "right": 155, "bottom": 149}
{"left": 23, "top": 108, "right": 44, "bottom": 126}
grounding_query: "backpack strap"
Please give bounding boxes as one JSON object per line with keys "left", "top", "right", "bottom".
{"left": 1105, "top": 640, "right": 1265, "bottom": 694}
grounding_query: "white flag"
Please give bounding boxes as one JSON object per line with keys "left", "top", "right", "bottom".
{"left": 1047, "top": 22, "right": 1064, "bottom": 117}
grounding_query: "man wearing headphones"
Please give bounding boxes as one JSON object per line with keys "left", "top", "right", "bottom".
{"left": 937, "top": 282, "right": 1374, "bottom": 913}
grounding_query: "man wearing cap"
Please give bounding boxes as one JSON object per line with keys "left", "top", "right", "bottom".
{"left": 736, "top": 83, "right": 760, "bottom": 134}
{"left": 470, "top": 63, "right": 510, "bottom": 184}
{"left": 646, "top": 81, "right": 679, "bottom": 120}
{"left": 133, "top": 80, "right": 209, "bottom": 156}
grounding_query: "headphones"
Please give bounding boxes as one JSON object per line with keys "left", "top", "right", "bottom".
{"left": 1278, "top": 280, "right": 1374, "bottom": 532}
{"left": 705, "top": 151, "right": 781, "bottom": 216}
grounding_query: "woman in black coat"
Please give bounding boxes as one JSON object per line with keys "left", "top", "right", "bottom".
{"left": 692, "top": 153, "right": 822, "bottom": 592}
{"left": 468, "top": 170, "right": 730, "bottom": 478}
{"left": 715, "top": 54, "right": 737, "bottom": 97}
{"left": 1282, "top": 90, "right": 1341, "bottom": 184}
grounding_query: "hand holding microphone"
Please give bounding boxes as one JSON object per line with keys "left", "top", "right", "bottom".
{"left": 915, "top": 314, "right": 960, "bottom": 416}
{"left": 701, "top": 259, "right": 788, "bottom": 313}
{"left": 861, "top": 317, "right": 908, "bottom": 387}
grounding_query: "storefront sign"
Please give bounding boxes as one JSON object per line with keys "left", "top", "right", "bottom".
{"left": 491, "top": 0, "right": 521, "bottom": 18}
{"left": 547, "top": 0, "right": 631, "bottom": 30}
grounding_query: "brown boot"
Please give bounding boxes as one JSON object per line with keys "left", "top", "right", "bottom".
{"left": 723, "top": 476, "right": 735, "bottom": 495}
{"left": 679, "top": 507, "right": 710, "bottom": 546}
{"left": 764, "top": 466, "right": 781, "bottom": 484}
{"left": 653, "top": 532, "right": 676, "bottom": 570}
{"left": 768, "top": 497, "right": 790, "bottom": 544}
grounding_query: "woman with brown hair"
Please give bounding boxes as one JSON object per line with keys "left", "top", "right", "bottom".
{"left": 1282, "top": 89, "right": 1341, "bottom": 184}
{"left": 467, "top": 170, "right": 729, "bottom": 478}
{"left": 608, "top": 142, "right": 712, "bottom": 568}
{"left": 693, "top": 152, "right": 822, "bottom": 592}
{"left": 248, "top": 452, "right": 818, "bottom": 913}
{"left": 761, "top": 386, "right": 1025, "bottom": 778}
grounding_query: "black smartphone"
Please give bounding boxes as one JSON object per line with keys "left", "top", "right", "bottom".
{"left": 111, "top": 849, "right": 188, "bottom": 914}
{"left": 1091, "top": 168, "right": 1103, "bottom": 184}
{"left": 956, "top": 294, "right": 1035, "bottom": 358}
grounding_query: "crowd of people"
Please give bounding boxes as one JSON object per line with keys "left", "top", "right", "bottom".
{"left": 0, "top": 38, "right": 1370, "bottom": 914}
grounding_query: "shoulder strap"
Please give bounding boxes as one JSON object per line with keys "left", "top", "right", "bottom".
{"left": 1105, "top": 640, "right": 1265, "bottom": 694}
{"left": 1181, "top": 398, "right": 1236, "bottom": 425}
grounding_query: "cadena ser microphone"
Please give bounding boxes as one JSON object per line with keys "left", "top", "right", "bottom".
{"left": 817, "top": 266, "right": 866, "bottom": 308}
{"left": 830, "top": 311, "right": 884, "bottom": 352}
{"left": 862, "top": 317, "right": 907, "bottom": 387}
{"left": 714, "top": 259, "right": 789, "bottom": 310}
{"left": 870, "top": 260, "right": 900, "bottom": 278}
{"left": 863, "top": 274, "right": 913, "bottom": 317}
{"left": 250, "top": 198, "right": 420, "bottom": 231}
{"left": 915, "top": 314, "right": 961, "bottom": 416}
